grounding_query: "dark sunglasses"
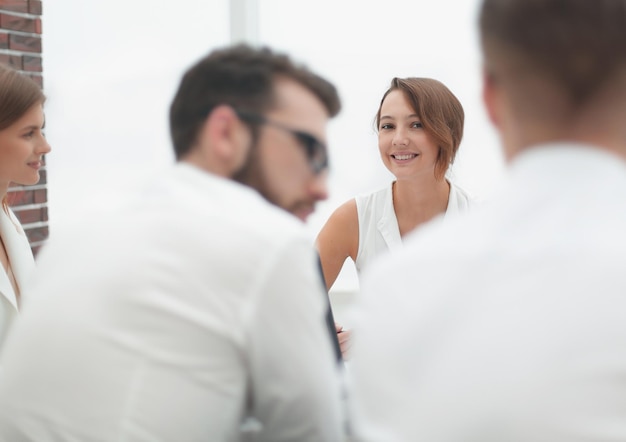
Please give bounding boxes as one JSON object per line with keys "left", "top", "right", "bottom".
{"left": 235, "top": 110, "right": 329, "bottom": 175}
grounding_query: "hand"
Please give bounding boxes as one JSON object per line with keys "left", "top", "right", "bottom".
{"left": 335, "top": 323, "right": 352, "bottom": 359}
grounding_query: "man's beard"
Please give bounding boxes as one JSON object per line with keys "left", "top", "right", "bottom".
{"left": 233, "top": 142, "right": 315, "bottom": 220}
{"left": 232, "top": 144, "right": 279, "bottom": 208}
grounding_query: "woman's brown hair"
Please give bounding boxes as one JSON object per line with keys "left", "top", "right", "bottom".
{"left": 0, "top": 64, "right": 46, "bottom": 214}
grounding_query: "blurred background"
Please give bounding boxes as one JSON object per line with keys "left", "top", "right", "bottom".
{"left": 42, "top": 0, "right": 505, "bottom": 303}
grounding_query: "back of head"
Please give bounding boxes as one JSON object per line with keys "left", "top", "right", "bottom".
{"left": 376, "top": 77, "right": 464, "bottom": 179}
{"left": 0, "top": 64, "right": 45, "bottom": 131}
{"left": 479, "top": 0, "right": 626, "bottom": 116}
{"left": 169, "top": 44, "right": 341, "bottom": 160}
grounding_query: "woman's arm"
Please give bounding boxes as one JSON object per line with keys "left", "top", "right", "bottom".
{"left": 315, "top": 199, "right": 359, "bottom": 291}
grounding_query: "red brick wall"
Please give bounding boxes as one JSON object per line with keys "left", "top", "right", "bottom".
{"left": 0, "top": 0, "right": 47, "bottom": 255}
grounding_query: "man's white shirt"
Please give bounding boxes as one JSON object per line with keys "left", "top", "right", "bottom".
{"left": 350, "top": 144, "right": 626, "bottom": 441}
{"left": 0, "top": 163, "right": 344, "bottom": 442}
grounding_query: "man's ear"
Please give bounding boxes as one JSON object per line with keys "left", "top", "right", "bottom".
{"left": 193, "top": 105, "right": 251, "bottom": 176}
{"left": 482, "top": 67, "right": 520, "bottom": 162}
{"left": 482, "top": 68, "right": 501, "bottom": 128}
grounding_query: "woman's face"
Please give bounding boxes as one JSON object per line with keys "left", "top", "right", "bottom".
{"left": 0, "top": 103, "right": 50, "bottom": 193}
{"left": 377, "top": 90, "right": 439, "bottom": 180}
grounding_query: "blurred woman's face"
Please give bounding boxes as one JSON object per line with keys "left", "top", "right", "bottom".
{"left": 0, "top": 103, "right": 51, "bottom": 194}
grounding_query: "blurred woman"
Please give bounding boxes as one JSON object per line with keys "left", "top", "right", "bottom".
{"left": 0, "top": 64, "right": 51, "bottom": 349}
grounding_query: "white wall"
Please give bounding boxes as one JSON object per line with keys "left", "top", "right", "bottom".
{"left": 42, "top": 0, "right": 230, "bottom": 224}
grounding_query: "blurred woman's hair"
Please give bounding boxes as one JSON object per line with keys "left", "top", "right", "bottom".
{"left": 0, "top": 64, "right": 46, "bottom": 213}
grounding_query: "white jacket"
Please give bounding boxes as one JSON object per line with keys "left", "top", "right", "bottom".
{"left": 0, "top": 207, "right": 34, "bottom": 351}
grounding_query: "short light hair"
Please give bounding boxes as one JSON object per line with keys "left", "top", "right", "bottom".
{"left": 480, "top": 0, "right": 626, "bottom": 108}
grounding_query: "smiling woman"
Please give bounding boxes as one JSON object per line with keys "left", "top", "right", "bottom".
{"left": 0, "top": 63, "right": 51, "bottom": 349}
{"left": 315, "top": 77, "right": 476, "bottom": 358}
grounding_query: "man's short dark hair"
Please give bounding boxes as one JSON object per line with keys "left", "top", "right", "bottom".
{"left": 169, "top": 44, "right": 341, "bottom": 160}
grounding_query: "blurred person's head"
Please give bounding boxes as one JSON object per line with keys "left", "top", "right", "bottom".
{"left": 375, "top": 77, "right": 464, "bottom": 181}
{"left": 0, "top": 64, "right": 49, "bottom": 213}
{"left": 479, "top": 0, "right": 626, "bottom": 159}
{"left": 169, "top": 44, "right": 341, "bottom": 221}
